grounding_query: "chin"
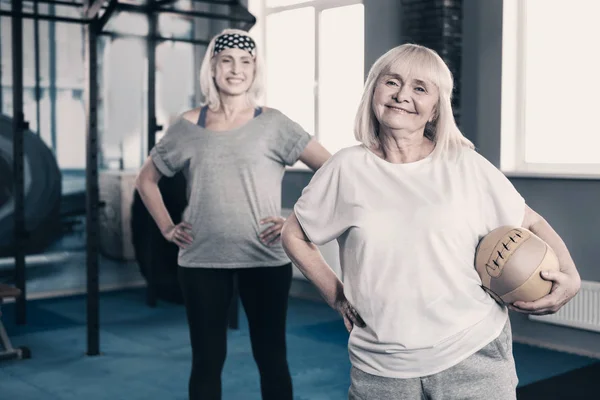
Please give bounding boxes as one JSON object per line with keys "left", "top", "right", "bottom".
{"left": 219, "top": 87, "right": 251, "bottom": 96}
{"left": 380, "top": 118, "right": 414, "bottom": 131}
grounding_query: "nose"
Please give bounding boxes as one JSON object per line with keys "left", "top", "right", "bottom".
{"left": 392, "top": 84, "right": 410, "bottom": 102}
{"left": 231, "top": 60, "right": 239, "bottom": 74}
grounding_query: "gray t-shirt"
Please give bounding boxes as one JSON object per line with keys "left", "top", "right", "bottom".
{"left": 150, "top": 107, "right": 312, "bottom": 268}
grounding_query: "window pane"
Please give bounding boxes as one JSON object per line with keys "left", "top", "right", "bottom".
{"left": 523, "top": 0, "right": 600, "bottom": 164}
{"left": 318, "top": 4, "right": 364, "bottom": 155}
{"left": 55, "top": 89, "right": 86, "bottom": 169}
{"left": 266, "top": 0, "right": 311, "bottom": 8}
{"left": 102, "top": 38, "right": 146, "bottom": 171}
{"left": 265, "top": 7, "right": 315, "bottom": 136}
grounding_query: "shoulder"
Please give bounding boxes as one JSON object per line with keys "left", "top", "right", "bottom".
{"left": 259, "top": 107, "right": 299, "bottom": 126}
{"left": 318, "top": 145, "right": 364, "bottom": 171}
{"left": 449, "top": 146, "right": 493, "bottom": 169}
{"left": 159, "top": 111, "right": 199, "bottom": 140}
{"left": 181, "top": 108, "right": 202, "bottom": 124}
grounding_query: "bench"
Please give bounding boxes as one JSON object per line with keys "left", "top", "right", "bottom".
{"left": 0, "top": 283, "right": 31, "bottom": 361}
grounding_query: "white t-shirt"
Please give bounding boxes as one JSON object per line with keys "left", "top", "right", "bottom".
{"left": 294, "top": 144, "right": 526, "bottom": 378}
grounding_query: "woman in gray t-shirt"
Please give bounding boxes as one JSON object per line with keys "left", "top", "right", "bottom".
{"left": 135, "top": 29, "right": 331, "bottom": 400}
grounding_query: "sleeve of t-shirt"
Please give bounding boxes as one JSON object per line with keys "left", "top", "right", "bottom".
{"left": 149, "top": 119, "right": 190, "bottom": 177}
{"left": 293, "top": 154, "right": 351, "bottom": 245}
{"left": 473, "top": 151, "right": 526, "bottom": 229}
{"left": 273, "top": 112, "right": 313, "bottom": 166}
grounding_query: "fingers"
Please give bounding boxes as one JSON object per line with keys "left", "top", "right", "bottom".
{"left": 260, "top": 216, "right": 285, "bottom": 226}
{"left": 179, "top": 222, "right": 193, "bottom": 231}
{"left": 260, "top": 225, "right": 282, "bottom": 245}
{"left": 540, "top": 270, "right": 564, "bottom": 284}
{"left": 342, "top": 314, "right": 353, "bottom": 333}
{"left": 511, "top": 285, "right": 566, "bottom": 315}
{"left": 171, "top": 222, "right": 194, "bottom": 248}
{"left": 259, "top": 217, "right": 285, "bottom": 245}
{"left": 346, "top": 303, "right": 366, "bottom": 328}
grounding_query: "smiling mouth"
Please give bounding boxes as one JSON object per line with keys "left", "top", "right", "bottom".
{"left": 386, "top": 106, "right": 415, "bottom": 114}
{"left": 226, "top": 78, "right": 245, "bottom": 84}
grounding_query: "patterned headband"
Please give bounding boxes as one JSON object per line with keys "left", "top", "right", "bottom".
{"left": 213, "top": 33, "right": 256, "bottom": 57}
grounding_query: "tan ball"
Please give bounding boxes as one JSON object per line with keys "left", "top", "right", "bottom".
{"left": 475, "top": 226, "right": 560, "bottom": 305}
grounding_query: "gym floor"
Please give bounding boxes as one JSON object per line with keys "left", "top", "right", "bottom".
{"left": 2, "top": 174, "right": 600, "bottom": 399}
{"left": 1, "top": 287, "right": 599, "bottom": 400}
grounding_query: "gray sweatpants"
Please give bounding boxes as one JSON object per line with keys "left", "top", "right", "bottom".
{"left": 348, "top": 319, "right": 518, "bottom": 400}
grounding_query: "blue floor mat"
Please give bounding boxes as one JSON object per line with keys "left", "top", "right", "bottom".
{"left": 0, "top": 288, "right": 597, "bottom": 399}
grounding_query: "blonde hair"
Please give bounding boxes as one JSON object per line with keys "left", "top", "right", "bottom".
{"left": 199, "top": 29, "right": 265, "bottom": 111}
{"left": 354, "top": 44, "right": 473, "bottom": 158}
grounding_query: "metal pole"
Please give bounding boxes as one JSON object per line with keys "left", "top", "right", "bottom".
{"left": 12, "top": 0, "right": 27, "bottom": 325}
{"left": 34, "top": 0, "right": 42, "bottom": 134}
{"left": 145, "top": 0, "right": 159, "bottom": 307}
{"left": 0, "top": 15, "right": 3, "bottom": 114}
{"left": 0, "top": 10, "right": 90, "bottom": 24}
{"left": 85, "top": 19, "right": 100, "bottom": 356}
{"left": 49, "top": 5, "right": 57, "bottom": 153}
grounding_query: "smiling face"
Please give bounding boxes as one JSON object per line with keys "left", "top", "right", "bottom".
{"left": 371, "top": 66, "right": 439, "bottom": 136}
{"left": 212, "top": 48, "right": 255, "bottom": 96}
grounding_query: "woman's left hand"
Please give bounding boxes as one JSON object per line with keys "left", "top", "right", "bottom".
{"left": 259, "top": 216, "right": 286, "bottom": 246}
{"left": 509, "top": 268, "right": 581, "bottom": 315}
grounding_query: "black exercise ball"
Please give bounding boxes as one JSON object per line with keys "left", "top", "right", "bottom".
{"left": 130, "top": 171, "right": 187, "bottom": 304}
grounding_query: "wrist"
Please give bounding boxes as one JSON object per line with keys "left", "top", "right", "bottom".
{"left": 160, "top": 224, "right": 175, "bottom": 237}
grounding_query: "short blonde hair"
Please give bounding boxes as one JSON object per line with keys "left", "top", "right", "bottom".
{"left": 354, "top": 44, "right": 473, "bottom": 158}
{"left": 199, "top": 29, "right": 265, "bottom": 111}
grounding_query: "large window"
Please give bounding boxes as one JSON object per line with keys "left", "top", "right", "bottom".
{"left": 249, "top": 0, "right": 364, "bottom": 166}
{"left": 0, "top": 6, "right": 195, "bottom": 172}
{"left": 501, "top": 0, "right": 600, "bottom": 178}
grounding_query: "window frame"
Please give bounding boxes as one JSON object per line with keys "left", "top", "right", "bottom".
{"left": 252, "top": 0, "right": 364, "bottom": 170}
{"left": 501, "top": 0, "right": 600, "bottom": 180}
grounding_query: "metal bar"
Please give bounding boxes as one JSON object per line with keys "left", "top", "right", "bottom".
{"left": 155, "top": 6, "right": 255, "bottom": 23}
{"left": 95, "top": 0, "right": 116, "bottom": 31}
{"left": 49, "top": 4, "right": 57, "bottom": 154}
{"left": 11, "top": 0, "right": 27, "bottom": 326}
{"left": 33, "top": 0, "right": 41, "bottom": 134}
{"left": 174, "top": 0, "right": 237, "bottom": 5}
{"left": 0, "top": 16, "right": 3, "bottom": 114}
{"left": 99, "top": 31, "right": 210, "bottom": 46}
{"left": 0, "top": 10, "right": 91, "bottom": 24}
{"left": 23, "top": 0, "right": 84, "bottom": 8}
{"left": 153, "top": 0, "right": 177, "bottom": 7}
{"left": 84, "top": 0, "right": 104, "bottom": 19}
{"left": 145, "top": 1, "right": 158, "bottom": 308}
{"left": 117, "top": 2, "right": 254, "bottom": 24}
{"left": 85, "top": 21, "right": 100, "bottom": 356}
{"left": 0, "top": 251, "right": 83, "bottom": 269}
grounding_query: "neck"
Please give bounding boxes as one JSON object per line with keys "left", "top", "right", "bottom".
{"left": 217, "top": 93, "right": 252, "bottom": 120}
{"left": 378, "top": 128, "right": 434, "bottom": 164}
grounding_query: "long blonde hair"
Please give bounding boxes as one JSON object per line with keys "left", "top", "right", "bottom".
{"left": 354, "top": 44, "right": 473, "bottom": 158}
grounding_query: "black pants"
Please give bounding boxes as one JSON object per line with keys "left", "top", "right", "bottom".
{"left": 178, "top": 264, "right": 293, "bottom": 400}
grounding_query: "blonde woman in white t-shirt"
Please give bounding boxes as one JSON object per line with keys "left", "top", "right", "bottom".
{"left": 281, "top": 44, "right": 581, "bottom": 400}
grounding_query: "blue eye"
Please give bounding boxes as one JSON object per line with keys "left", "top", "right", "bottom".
{"left": 386, "top": 81, "right": 399, "bottom": 87}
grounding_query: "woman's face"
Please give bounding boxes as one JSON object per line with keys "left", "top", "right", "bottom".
{"left": 212, "top": 48, "right": 255, "bottom": 96}
{"left": 371, "top": 66, "right": 439, "bottom": 135}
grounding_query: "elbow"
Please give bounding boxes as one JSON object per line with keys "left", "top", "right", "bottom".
{"left": 134, "top": 174, "right": 145, "bottom": 193}
{"left": 135, "top": 173, "right": 156, "bottom": 195}
{"left": 281, "top": 219, "right": 294, "bottom": 251}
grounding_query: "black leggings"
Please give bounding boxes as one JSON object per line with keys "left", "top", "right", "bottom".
{"left": 178, "top": 264, "right": 293, "bottom": 400}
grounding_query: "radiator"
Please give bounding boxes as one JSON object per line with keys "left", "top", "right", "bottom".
{"left": 529, "top": 280, "right": 600, "bottom": 333}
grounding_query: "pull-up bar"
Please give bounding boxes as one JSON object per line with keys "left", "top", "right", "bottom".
{"left": 5, "top": 0, "right": 255, "bottom": 357}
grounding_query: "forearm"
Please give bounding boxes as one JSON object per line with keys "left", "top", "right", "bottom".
{"left": 282, "top": 222, "right": 344, "bottom": 308}
{"left": 529, "top": 217, "right": 579, "bottom": 277}
{"left": 135, "top": 180, "right": 175, "bottom": 235}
